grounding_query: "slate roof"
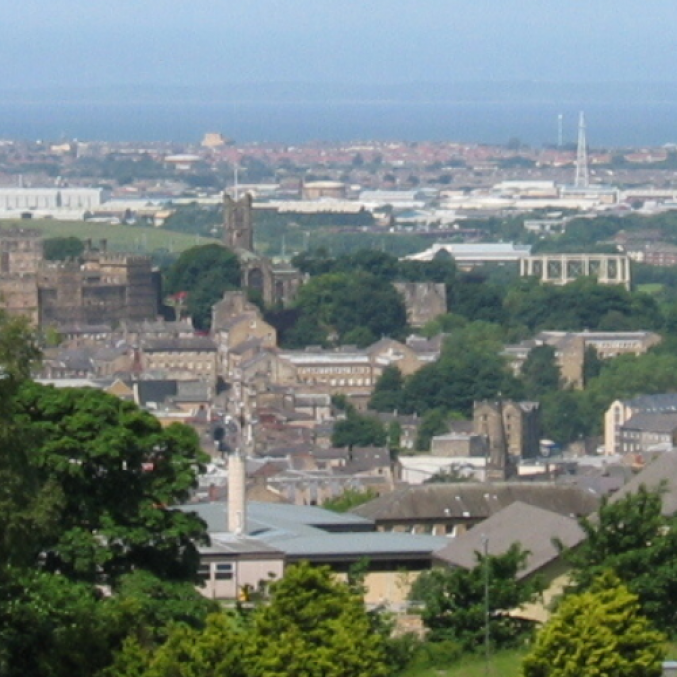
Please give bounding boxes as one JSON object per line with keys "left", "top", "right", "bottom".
{"left": 352, "top": 482, "right": 599, "bottom": 522}
{"left": 142, "top": 337, "right": 217, "bottom": 352}
{"left": 626, "top": 393, "right": 677, "bottom": 413}
{"left": 608, "top": 451, "right": 677, "bottom": 516}
{"left": 182, "top": 501, "right": 447, "bottom": 562}
{"left": 622, "top": 412, "right": 677, "bottom": 434}
{"left": 135, "top": 380, "right": 177, "bottom": 405}
{"left": 433, "top": 501, "right": 585, "bottom": 579}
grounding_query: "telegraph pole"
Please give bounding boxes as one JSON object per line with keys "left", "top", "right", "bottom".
{"left": 483, "top": 534, "right": 490, "bottom": 677}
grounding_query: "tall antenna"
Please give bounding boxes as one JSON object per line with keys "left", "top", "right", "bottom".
{"left": 557, "top": 113, "right": 563, "bottom": 148}
{"left": 233, "top": 164, "right": 240, "bottom": 201}
{"left": 574, "top": 111, "right": 589, "bottom": 188}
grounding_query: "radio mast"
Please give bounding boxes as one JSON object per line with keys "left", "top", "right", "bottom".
{"left": 574, "top": 111, "right": 589, "bottom": 188}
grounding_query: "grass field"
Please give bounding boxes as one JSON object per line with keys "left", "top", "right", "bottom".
{"left": 401, "top": 648, "right": 525, "bottom": 677}
{"left": 637, "top": 283, "right": 664, "bottom": 295}
{"left": 0, "top": 218, "right": 218, "bottom": 254}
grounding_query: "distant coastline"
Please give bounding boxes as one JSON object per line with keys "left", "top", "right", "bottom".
{"left": 1, "top": 82, "right": 677, "bottom": 146}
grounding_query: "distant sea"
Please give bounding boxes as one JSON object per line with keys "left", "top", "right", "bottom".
{"left": 3, "top": 82, "right": 677, "bottom": 147}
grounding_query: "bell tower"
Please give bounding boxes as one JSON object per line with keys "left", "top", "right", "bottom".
{"left": 223, "top": 193, "right": 254, "bottom": 252}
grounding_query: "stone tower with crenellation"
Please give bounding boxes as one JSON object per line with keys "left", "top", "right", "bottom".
{"left": 223, "top": 193, "right": 254, "bottom": 251}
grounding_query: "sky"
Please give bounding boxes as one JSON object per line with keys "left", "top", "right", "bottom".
{"left": 4, "top": 0, "right": 677, "bottom": 90}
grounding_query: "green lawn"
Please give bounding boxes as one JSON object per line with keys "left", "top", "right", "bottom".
{"left": 0, "top": 218, "right": 218, "bottom": 254}
{"left": 636, "top": 283, "right": 664, "bottom": 295}
{"left": 401, "top": 648, "right": 525, "bottom": 677}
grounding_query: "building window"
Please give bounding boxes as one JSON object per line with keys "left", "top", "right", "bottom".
{"left": 197, "top": 563, "right": 211, "bottom": 581}
{"left": 215, "top": 562, "right": 234, "bottom": 580}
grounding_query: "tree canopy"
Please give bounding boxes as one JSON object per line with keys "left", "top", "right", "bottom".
{"left": 288, "top": 271, "right": 407, "bottom": 347}
{"left": 43, "top": 236, "right": 85, "bottom": 261}
{"left": 105, "top": 563, "right": 390, "bottom": 677}
{"left": 13, "top": 382, "right": 209, "bottom": 585}
{"left": 522, "top": 574, "right": 665, "bottom": 677}
{"left": 164, "top": 244, "right": 241, "bottom": 330}
{"left": 564, "top": 484, "right": 677, "bottom": 627}
{"left": 410, "top": 544, "right": 541, "bottom": 650}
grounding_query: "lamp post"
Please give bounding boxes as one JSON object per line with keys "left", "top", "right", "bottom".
{"left": 483, "top": 534, "right": 490, "bottom": 677}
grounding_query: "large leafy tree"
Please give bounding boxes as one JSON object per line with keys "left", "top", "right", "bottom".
{"left": 164, "top": 244, "right": 241, "bottom": 330}
{"left": 369, "top": 365, "right": 405, "bottom": 412}
{"left": 14, "top": 383, "right": 209, "bottom": 585}
{"left": 43, "top": 236, "right": 85, "bottom": 261}
{"left": 331, "top": 407, "right": 387, "bottom": 448}
{"left": 401, "top": 323, "right": 523, "bottom": 416}
{"left": 288, "top": 271, "right": 407, "bottom": 347}
{"left": 106, "top": 563, "right": 390, "bottom": 677}
{"left": 564, "top": 484, "right": 677, "bottom": 627}
{"left": 0, "top": 569, "right": 114, "bottom": 677}
{"left": 410, "top": 544, "right": 541, "bottom": 650}
{"left": 521, "top": 345, "right": 561, "bottom": 399}
{"left": 522, "top": 574, "right": 665, "bottom": 677}
{"left": 0, "top": 313, "right": 61, "bottom": 570}
{"left": 244, "top": 562, "right": 389, "bottom": 677}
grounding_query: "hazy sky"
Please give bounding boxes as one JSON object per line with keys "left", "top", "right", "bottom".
{"left": 5, "top": 0, "right": 677, "bottom": 89}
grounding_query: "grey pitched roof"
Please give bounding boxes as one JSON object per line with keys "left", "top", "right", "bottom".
{"left": 626, "top": 393, "right": 677, "bottom": 413}
{"left": 608, "top": 452, "right": 677, "bottom": 516}
{"left": 352, "top": 482, "right": 599, "bottom": 522}
{"left": 135, "top": 380, "right": 177, "bottom": 405}
{"left": 142, "top": 337, "right": 216, "bottom": 352}
{"left": 175, "top": 380, "right": 211, "bottom": 402}
{"left": 433, "top": 501, "right": 585, "bottom": 578}
{"left": 622, "top": 412, "right": 677, "bottom": 434}
{"left": 182, "top": 501, "right": 446, "bottom": 561}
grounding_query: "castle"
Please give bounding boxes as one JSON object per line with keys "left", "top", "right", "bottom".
{"left": 223, "top": 193, "right": 302, "bottom": 306}
{"left": 0, "top": 229, "right": 158, "bottom": 327}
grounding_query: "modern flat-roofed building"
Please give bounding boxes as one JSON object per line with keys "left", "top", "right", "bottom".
{"left": 404, "top": 243, "right": 532, "bottom": 268}
{"left": 0, "top": 187, "right": 103, "bottom": 212}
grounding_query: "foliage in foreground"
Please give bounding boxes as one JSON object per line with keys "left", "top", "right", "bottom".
{"left": 522, "top": 574, "right": 665, "bottom": 677}
{"left": 106, "top": 563, "right": 391, "bottom": 677}
{"left": 410, "top": 544, "right": 541, "bottom": 651}
{"left": 565, "top": 484, "right": 677, "bottom": 627}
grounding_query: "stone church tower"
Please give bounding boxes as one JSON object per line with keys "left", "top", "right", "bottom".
{"left": 223, "top": 193, "right": 254, "bottom": 251}
{"left": 222, "top": 190, "right": 303, "bottom": 306}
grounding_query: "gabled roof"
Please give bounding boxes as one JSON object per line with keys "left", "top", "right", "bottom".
{"left": 352, "top": 482, "right": 599, "bottom": 522}
{"left": 142, "top": 337, "right": 217, "bottom": 353}
{"left": 182, "top": 501, "right": 446, "bottom": 562}
{"left": 622, "top": 412, "right": 677, "bottom": 434}
{"left": 433, "top": 501, "right": 585, "bottom": 578}
{"left": 625, "top": 393, "right": 677, "bottom": 413}
{"left": 135, "top": 380, "right": 177, "bottom": 406}
{"left": 608, "top": 452, "right": 677, "bottom": 516}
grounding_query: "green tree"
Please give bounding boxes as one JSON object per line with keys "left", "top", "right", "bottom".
{"left": 415, "top": 408, "right": 449, "bottom": 451}
{"left": 564, "top": 484, "right": 677, "bottom": 627}
{"left": 522, "top": 574, "right": 665, "bottom": 677}
{"left": 14, "top": 383, "right": 209, "bottom": 585}
{"left": 291, "top": 271, "right": 407, "bottom": 346}
{"left": 164, "top": 244, "right": 241, "bottom": 330}
{"left": 410, "top": 544, "right": 540, "bottom": 650}
{"left": 521, "top": 345, "right": 561, "bottom": 399}
{"left": 104, "top": 570, "right": 219, "bottom": 646}
{"left": 104, "top": 611, "right": 247, "bottom": 677}
{"left": 402, "top": 323, "right": 522, "bottom": 416}
{"left": 582, "top": 344, "right": 603, "bottom": 385}
{"left": 244, "top": 562, "right": 389, "bottom": 677}
{"left": 0, "top": 569, "right": 114, "bottom": 677}
{"left": 322, "top": 487, "right": 378, "bottom": 513}
{"left": 369, "top": 365, "right": 405, "bottom": 412}
{"left": 43, "top": 236, "right": 85, "bottom": 261}
{"left": 331, "top": 408, "right": 387, "bottom": 448}
{"left": 540, "top": 389, "right": 591, "bottom": 445}
{"left": 0, "top": 313, "right": 60, "bottom": 570}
